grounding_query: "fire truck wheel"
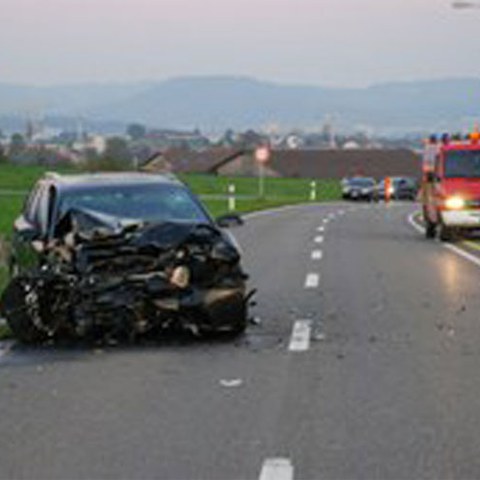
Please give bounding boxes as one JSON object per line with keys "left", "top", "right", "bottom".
{"left": 439, "top": 224, "right": 454, "bottom": 242}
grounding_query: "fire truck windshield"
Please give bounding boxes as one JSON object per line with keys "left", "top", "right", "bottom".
{"left": 444, "top": 150, "right": 480, "bottom": 178}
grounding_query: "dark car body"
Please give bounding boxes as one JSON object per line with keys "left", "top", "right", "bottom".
{"left": 1, "top": 172, "right": 251, "bottom": 343}
{"left": 341, "top": 177, "right": 376, "bottom": 201}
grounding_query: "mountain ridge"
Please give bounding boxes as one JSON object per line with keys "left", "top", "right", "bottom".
{"left": 0, "top": 76, "right": 479, "bottom": 134}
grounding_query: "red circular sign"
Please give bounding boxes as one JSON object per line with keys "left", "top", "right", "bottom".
{"left": 255, "top": 146, "right": 271, "bottom": 164}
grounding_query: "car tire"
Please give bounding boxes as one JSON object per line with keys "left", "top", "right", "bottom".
{"left": 0, "top": 277, "right": 49, "bottom": 344}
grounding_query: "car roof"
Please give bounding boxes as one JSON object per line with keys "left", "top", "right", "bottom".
{"left": 42, "top": 171, "right": 184, "bottom": 192}
{"left": 348, "top": 176, "right": 375, "bottom": 182}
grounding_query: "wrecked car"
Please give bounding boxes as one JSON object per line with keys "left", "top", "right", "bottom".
{"left": 0, "top": 172, "right": 252, "bottom": 344}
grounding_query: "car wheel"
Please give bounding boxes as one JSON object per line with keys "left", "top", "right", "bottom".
{"left": 0, "top": 277, "right": 49, "bottom": 344}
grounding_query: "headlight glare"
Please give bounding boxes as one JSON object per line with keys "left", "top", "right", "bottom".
{"left": 445, "top": 196, "right": 465, "bottom": 210}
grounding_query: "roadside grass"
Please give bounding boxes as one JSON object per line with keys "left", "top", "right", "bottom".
{"left": 179, "top": 174, "right": 341, "bottom": 200}
{"left": 0, "top": 324, "right": 10, "bottom": 341}
{"left": 0, "top": 195, "right": 25, "bottom": 240}
{"left": 0, "top": 164, "right": 77, "bottom": 191}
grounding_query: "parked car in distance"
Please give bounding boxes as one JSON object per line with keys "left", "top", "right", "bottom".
{"left": 341, "top": 177, "right": 376, "bottom": 201}
{"left": 375, "top": 176, "right": 419, "bottom": 201}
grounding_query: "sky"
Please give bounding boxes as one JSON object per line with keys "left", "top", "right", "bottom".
{"left": 1, "top": 0, "right": 480, "bottom": 87}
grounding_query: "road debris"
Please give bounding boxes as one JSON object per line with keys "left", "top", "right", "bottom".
{"left": 219, "top": 378, "right": 243, "bottom": 388}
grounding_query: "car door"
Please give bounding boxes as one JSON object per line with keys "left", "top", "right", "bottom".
{"left": 11, "top": 181, "right": 51, "bottom": 275}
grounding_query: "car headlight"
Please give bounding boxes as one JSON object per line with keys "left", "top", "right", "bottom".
{"left": 445, "top": 196, "right": 465, "bottom": 210}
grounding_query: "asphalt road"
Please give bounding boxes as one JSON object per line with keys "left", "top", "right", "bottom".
{"left": 3, "top": 202, "right": 480, "bottom": 479}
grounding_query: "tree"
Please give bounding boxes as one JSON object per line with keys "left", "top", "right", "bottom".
{"left": 0, "top": 144, "right": 8, "bottom": 164}
{"left": 126, "top": 123, "right": 147, "bottom": 141}
{"left": 9, "top": 133, "right": 26, "bottom": 156}
{"left": 99, "top": 137, "right": 132, "bottom": 170}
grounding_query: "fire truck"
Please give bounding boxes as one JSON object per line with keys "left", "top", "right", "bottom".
{"left": 422, "top": 131, "right": 480, "bottom": 241}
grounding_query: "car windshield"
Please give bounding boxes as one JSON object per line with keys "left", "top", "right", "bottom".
{"left": 349, "top": 178, "right": 375, "bottom": 187}
{"left": 58, "top": 184, "right": 210, "bottom": 224}
{"left": 444, "top": 150, "right": 480, "bottom": 178}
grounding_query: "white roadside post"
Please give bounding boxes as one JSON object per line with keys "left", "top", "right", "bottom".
{"left": 310, "top": 181, "right": 317, "bottom": 201}
{"left": 228, "top": 183, "right": 236, "bottom": 212}
{"left": 255, "top": 146, "right": 271, "bottom": 199}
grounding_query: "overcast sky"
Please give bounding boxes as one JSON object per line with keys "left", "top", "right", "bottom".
{"left": 1, "top": 0, "right": 479, "bottom": 87}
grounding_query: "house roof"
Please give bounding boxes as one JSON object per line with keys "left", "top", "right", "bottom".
{"left": 268, "top": 149, "right": 421, "bottom": 179}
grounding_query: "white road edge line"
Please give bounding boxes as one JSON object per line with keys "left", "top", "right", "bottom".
{"left": 259, "top": 458, "right": 294, "bottom": 480}
{"left": 314, "top": 236, "right": 324, "bottom": 244}
{"left": 305, "top": 273, "right": 320, "bottom": 288}
{"left": 407, "top": 212, "right": 424, "bottom": 235}
{"left": 311, "top": 250, "right": 323, "bottom": 260}
{"left": 408, "top": 212, "right": 480, "bottom": 269}
{"left": 289, "top": 320, "right": 312, "bottom": 352}
{"left": 243, "top": 202, "right": 348, "bottom": 220}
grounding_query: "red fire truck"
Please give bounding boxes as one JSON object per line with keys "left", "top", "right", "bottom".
{"left": 422, "top": 131, "right": 480, "bottom": 241}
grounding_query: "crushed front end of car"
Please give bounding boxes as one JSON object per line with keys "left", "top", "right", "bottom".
{"left": 1, "top": 209, "right": 252, "bottom": 344}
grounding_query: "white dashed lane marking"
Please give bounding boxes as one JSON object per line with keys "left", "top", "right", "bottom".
{"left": 311, "top": 250, "right": 323, "bottom": 260}
{"left": 314, "top": 236, "right": 324, "bottom": 244}
{"left": 259, "top": 458, "right": 294, "bottom": 480}
{"left": 304, "top": 273, "right": 320, "bottom": 288}
{"left": 317, "top": 226, "right": 325, "bottom": 232}
{"left": 288, "top": 320, "right": 312, "bottom": 352}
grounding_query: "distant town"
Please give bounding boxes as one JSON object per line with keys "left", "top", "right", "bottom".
{"left": 0, "top": 117, "right": 424, "bottom": 173}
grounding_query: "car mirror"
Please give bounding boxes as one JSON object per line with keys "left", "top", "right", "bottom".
{"left": 17, "top": 225, "right": 40, "bottom": 243}
{"left": 216, "top": 214, "right": 244, "bottom": 228}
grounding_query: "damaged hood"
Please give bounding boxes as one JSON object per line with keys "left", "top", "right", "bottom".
{"left": 55, "top": 207, "right": 240, "bottom": 260}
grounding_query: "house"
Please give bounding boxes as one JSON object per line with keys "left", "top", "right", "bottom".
{"left": 211, "top": 149, "right": 421, "bottom": 180}
{"left": 141, "top": 147, "right": 421, "bottom": 180}
{"left": 141, "top": 148, "right": 248, "bottom": 174}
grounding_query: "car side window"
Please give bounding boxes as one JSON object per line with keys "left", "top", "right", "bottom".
{"left": 35, "top": 186, "right": 52, "bottom": 236}
{"left": 24, "top": 184, "right": 42, "bottom": 224}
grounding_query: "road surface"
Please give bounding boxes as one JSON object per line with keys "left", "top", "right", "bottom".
{"left": 2, "top": 202, "right": 480, "bottom": 480}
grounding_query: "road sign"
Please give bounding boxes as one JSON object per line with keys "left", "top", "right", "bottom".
{"left": 255, "top": 146, "right": 271, "bottom": 164}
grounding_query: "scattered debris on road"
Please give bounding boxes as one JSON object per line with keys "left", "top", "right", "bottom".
{"left": 219, "top": 378, "right": 243, "bottom": 388}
